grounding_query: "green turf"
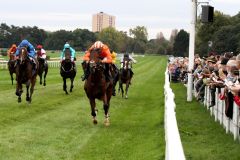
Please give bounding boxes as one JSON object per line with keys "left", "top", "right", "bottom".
{"left": 0, "top": 56, "right": 165, "bottom": 160}
{"left": 172, "top": 83, "right": 240, "bottom": 160}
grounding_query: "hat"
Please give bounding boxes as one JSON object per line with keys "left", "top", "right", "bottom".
{"left": 37, "top": 45, "right": 43, "bottom": 49}
{"left": 64, "top": 43, "right": 70, "bottom": 49}
{"left": 224, "top": 52, "right": 233, "bottom": 59}
{"left": 226, "top": 60, "right": 237, "bottom": 67}
{"left": 21, "top": 39, "right": 29, "bottom": 47}
{"left": 220, "top": 57, "right": 229, "bottom": 65}
{"left": 207, "top": 56, "right": 216, "bottom": 63}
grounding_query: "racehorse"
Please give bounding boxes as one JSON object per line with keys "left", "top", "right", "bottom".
{"left": 7, "top": 52, "right": 16, "bottom": 85}
{"left": 15, "top": 47, "right": 38, "bottom": 103}
{"left": 60, "top": 48, "right": 76, "bottom": 94}
{"left": 110, "top": 64, "right": 119, "bottom": 96}
{"left": 84, "top": 49, "right": 113, "bottom": 126}
{"left": 118, "top": 58, "right": 132, "bottom": 99}
{"left": 37, "top": 56, "right": 48, "bottom": 86}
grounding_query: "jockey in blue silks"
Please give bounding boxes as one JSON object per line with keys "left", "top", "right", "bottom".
{"left": 15, "top": 39, "right": 37, "bottom": 70}
{"left": 15, "top": 39, "right": 36, "bottom": 58}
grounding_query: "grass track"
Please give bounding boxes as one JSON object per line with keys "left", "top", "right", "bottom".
{"left": 0, "top": 56, "right": 166, "bottom": 160}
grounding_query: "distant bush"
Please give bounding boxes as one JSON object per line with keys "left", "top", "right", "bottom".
{"left": 0, "top": 48, "right": 7, "bottom": 56}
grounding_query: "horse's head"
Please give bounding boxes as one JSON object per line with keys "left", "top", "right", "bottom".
{"left": 64, "top": 48, "right": 71, "bottom": 62}
{"left": 19, "top": 47, "right": 29, "bottom": 64}
{"left": 89, "top": 49, "right": 104, "bottom": 73}
{"left": 123, "top": 58, "right": 130, "bottom": 70}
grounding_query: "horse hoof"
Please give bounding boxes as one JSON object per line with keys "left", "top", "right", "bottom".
{"left": 26, "top": 97, "right": 30, "bottom": 101}
{"left": 104, "top": 120, "right": 110, "bottom": 126}
{"left": 18, "top": 98, "right": 21, "bottom": 103}
{"left": 43, "top": 83, "right": 46, "bottom": 86}
{"left": 70, "top": 89, "right": 72, "bottom": 92}
{"left": 93, "top": 119, "right": 98, "bottom": 125}
{"left": 40, "top": 82, "right": 42, "bottom": 85}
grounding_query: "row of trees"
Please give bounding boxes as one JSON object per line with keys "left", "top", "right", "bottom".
{"left": 196, "top": 11, "right": 240, "bottom": 56}
{"left": 0, "top": 23, "right": 186, "bottom": 55}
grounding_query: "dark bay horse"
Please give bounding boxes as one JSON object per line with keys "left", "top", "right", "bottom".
{"left": 60, "top": 49, "right": 76, "bottom": 94}
{"left": 15, "top": 47, "right": 38, "bottom": 103}
{"left": 118, "top": 58, "right": 132, "bottom": 99}
{"left": 110, "top": 64, "right": 119, "bottom": 96}
{"left": 8, "top": 53, "right": 16, "bottom": 85}
{"left": 84, "top": 49, "right": 113, "bottom": 126}
{"left": 37, "top": 57, "right": 48, "bottom": 86}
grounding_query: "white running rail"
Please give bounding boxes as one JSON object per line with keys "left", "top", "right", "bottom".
{"left": 164, "top": 68, "right": 185, "bottom": 160}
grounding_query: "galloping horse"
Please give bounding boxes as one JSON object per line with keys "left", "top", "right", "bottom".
{"left": 118, "top": 58, "right": 132, "bottom": 99}
{"left": 37, "top": 56, "right": 48, "bottom": 86}
{"left": 110, "top": 64, "right": 119, "bottom": 96}
{"left": 84, "top": 49, "right": 113, "bottom": 126}
{"left": 60, "top": 49, "right": 76, "bottom": 94}
{"left": 15, "top": 47, "right": 38, "bottom": 103}
{"left": 7, "top": 52, "right": 16, "bottom": 85}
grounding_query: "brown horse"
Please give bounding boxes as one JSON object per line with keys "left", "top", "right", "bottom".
{"left": 7, "top": 53, "right": 16, "bottom": 85}
{"left": 118, "top": 58, "right": 132, "bottom": 99}
{"left": 15, "top": 47, "right": 38, "bottom": 103}
{"left": 37, "top": 56, "right": 48, "bottom": 86}
{"left": 60, "top": 49, "right": 76, "bottom": 94}
{"left": 84, "top": 49, "right": 113, "bottom": 126}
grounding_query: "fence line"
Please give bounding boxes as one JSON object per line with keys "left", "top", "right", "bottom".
{"left": 0, "top": 60, "right": 83, "bottom": 69}
{"left": 0, "top": 60, "right": 8, "bottom": 69}
{"left": 194, "top": 83, "right": 240, "bottom": 141}
{"left": 164, "top": 68, "right": 185, "bottom": 160}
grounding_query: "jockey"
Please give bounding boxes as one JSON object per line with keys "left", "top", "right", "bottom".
{"left": 81, "top": 41, "right": 113, "bottom": 81}
{"left": 36, "top": 45, "right": 46, "bottom": 59}
{"left": 60, "top": 43, "right": 76, "bottom": 70}
{"left": 120, "top": 53, "right": 137, "bottom": 83}
{"left": 15, "top": 39, "right": 37, "bottom": 70}
{"left": 111, "top": 50, "right": 117, "bottom": 64}
{"left": 7, "top": 44, "right": 17, "bottom": 60}
{"left": 36, "top": 45, "right": 47, "bottom": 67}
{"left": 111, "top": 50, "right": 119, "bottom": 96}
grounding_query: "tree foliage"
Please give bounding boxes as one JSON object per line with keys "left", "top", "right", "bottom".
{"left": 173, "top": 29, "right": 189, "bottom": 57}
{"left": 195, "top": 11, "right": 235, "bottom": 55}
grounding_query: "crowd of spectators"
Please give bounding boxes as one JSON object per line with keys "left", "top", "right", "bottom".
{"left": 168, "top": 52, "right": 240, "bottom": 119}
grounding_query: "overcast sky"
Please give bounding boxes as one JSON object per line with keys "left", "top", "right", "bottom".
{"left": 0, "top": 0, "right": 240, "bottom": 39}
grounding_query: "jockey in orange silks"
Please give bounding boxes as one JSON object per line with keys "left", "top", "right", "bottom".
{"left": 81, "top": 41, "right": 113, "bottom": 81}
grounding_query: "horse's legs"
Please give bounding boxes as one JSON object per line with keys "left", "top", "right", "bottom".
{"left": 90, "top": 98, "right": 97, "bottom": 124}
{"left": 119, "top": 81, "right": 124, "bottom": 98}
{"left": 10, "top": 72, "right": 14, "bottom": 85}
{"left": 16, "top": 83, "right": 23, "bottom": 103}
{"left": 26, "top": 80, "right": 31, "bottom": 102}
{"left": 39, "top": 73, "right": 43, "bottom": 85}
{"left": 70, "top": 77, "right": 74, "bottom": 92}
{"left": 125, "top": 82, "right": 130, "bottom": 99}
{"left": 29, "top": 77, "right": 37, "bottom": 103}
{"left": 43, "top": 67, "right": 48, "bottom": 86}
{"left": 103, "top": 93, "right": 110, "bottom": 126}
{"left": 63, "top": 78, "right": 68, "bottom": 94}
{"left": 112, "top": 73, "right": 118, "bottom": 96}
